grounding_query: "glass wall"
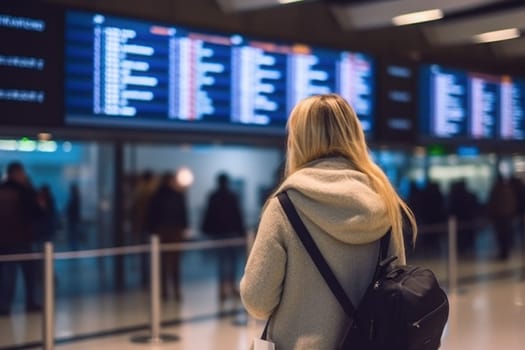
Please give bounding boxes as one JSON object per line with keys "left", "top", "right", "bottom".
{"left": 0, "top": 138, "right": 117, "bottom": 348}
{"left": 0, "top": 138, "right": 116, "bottom": 250}
{"left": 123, "top": 143, "right": 284, "bottom": 236}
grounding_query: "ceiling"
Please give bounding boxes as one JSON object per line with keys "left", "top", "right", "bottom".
{"left": 47, "top": 0, "right": 525, "bottom": 75}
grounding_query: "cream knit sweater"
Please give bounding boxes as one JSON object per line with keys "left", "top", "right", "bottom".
{"left": 240, "top": 157, "right": 406, "bottom": 349}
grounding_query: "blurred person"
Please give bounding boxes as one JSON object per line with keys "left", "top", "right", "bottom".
{"left": 416, "top": 181, "right": 446, "bottom": 253}
{"left": 240, "top": 94, "right": 417, "bottom": 349}
{"left": 66, "top": 183, "right": 81, "bottom": 250}
{"left": 407, "top": 180, "right": 423, "bottom": 222}
{"left": 448, "top": 179, "right": 479, "bottom": 254}
{"left": 0, "top": 161, "right": 44, "bottom": 315}
{"left": 36, "top": 184, "right": 60, "bottom": 245}
{"left": 131, "top": 170, "right": 157, "bottom": 242}
{"left": 509, "top": 175, "right": 525, "bottom": 238}
{"left": 419, "top": 181, "right": 446, "bottom": 226}
{"left": 130, "top": 170, "right": 157, "bottom": 287}
{"left": 147, "top": 170, "right": 189, "bottom": 301}
{"left": 34, "top": 184, "right": 60, "bottom": 298}
{"left": 259, "top": 165, "right": 285, "bottom": 209}
{"left": 487, "top": 173, "right": 517, "bottom": 260}
{"left": 201, "top": 172, "right": 245, "bottom": 301}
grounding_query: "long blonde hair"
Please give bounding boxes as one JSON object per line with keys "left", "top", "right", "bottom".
{"left": 285, "top": 93, "right": 417, "bottom": 245}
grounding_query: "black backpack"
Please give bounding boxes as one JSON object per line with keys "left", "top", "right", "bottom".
{"left": 277, "top": 192, "right": 449, "bottom": 350}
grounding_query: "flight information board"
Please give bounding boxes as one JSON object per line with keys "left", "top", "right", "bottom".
{"left": 419, "top": 64, "right": 525, "bottom": 141}
{"left": 469, "top": 73, "right": 500, "bottom": 139}
{"left": 64, "top": 10, "right": 375, "bottom": 135}
{"left": 0, "top": 1, "right": 63, "bottom": 126}
{"left": 419, "top": 64, "right": 469, "bottom": 139}
{"left": 500, "top": 77, "right": 525, "bottom": 140}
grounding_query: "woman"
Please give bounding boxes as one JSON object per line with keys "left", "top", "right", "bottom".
{"left": 240, "top": 94, "right": 417, "bottom": 349}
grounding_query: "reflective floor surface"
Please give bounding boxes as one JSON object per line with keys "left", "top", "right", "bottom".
{"left": 1, "top": 230, "right": 524, "bottom": 350}
{"left": 52, "top": 277, "right": 525, "bottom": 350}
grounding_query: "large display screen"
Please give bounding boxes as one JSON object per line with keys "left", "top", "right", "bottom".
{"left": 64, "top": 10, "right": 375, "bottom": 135}
{"left": 376, "top": 59, "right": 417, "bottom": 141}
{"left": 469, "top": 73, "right": 500, "bottom": 139}
{"left": 419, "top": 64, "right": 525, "bottom": 141}
{"left": 419, "top": 64, "right": 469, "bottom": 139}
{"left": 500, "top": 76, "right": 525, "bottom": 140}
{"left": 0, "top": 1, "right": 63, "bottom": 126}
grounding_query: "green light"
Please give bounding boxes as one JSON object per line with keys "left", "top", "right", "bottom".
{"left": 427, "top": 145, "right": 445, "bottom": 156}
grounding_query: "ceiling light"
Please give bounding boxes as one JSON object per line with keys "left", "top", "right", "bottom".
{"left": 473, "top": 28, "right": 520, "bottom": 43}
{"left": 217, "top": 0, "right": 305, "bottom": 12}
{"left": 392, "top": 9, "right": 444, "bottom": 26}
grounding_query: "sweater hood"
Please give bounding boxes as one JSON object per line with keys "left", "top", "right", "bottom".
{"left": 277, "top": 157, "right": 390, "bottom": 245}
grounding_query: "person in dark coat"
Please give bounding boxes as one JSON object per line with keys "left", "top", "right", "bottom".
{"left": 487, "top": 173, "right": 517, "bottom": 260}
{"left": 448, "top": 179, "right": 479, "bottom": 254}
{"left": 509, "top": 175, "right": 525, "bottom": 239}
{"left": 36, "top": 184, "right": 59, "bottom": 244}
{"left": 487, "top": 174, "right": 517, "bottom": 260}
{"left": 0, "top": 161, "right": 43, "bottom": 314}
{"left": 130, "top": 170, "right": 157, "bottom": 287}
{"left": 202, "top": 173, "right": 245, "bottom": 301}
{"left": 147, "top": 171, "right": 188, "bottom": 301}
{"left": 66, "top": 183, "right": 81, "bottom": 250}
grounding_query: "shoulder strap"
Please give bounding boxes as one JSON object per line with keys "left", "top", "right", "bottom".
{"left": 380, "top": 228, "right": 391, "bottom": 261}
{"left": 277, "top": 191, "right": 356, "bottom": 317}
{"left": 277, "top": 191, "right": 392, "bottom": 318}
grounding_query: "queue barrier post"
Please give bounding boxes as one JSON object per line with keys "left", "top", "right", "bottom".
{"left": 43, "top": 242, "right": 55, "bottom": 350}
{"left": 447, "top": 216, "right": 458, "bottom": 294}
{"left": 131, "top": 235, "right": 179, "bottom": 344}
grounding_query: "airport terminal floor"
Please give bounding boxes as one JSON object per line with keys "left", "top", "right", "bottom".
{"left": 1, "top": 225, "right": 524, "bottom": 350}
{"left": 55, "top": 276, "right": 525, "bottom": 350}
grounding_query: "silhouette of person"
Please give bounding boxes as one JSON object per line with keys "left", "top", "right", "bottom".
{"left": 487, "top": 173, "right": 517, "bottom": 260}
{"left": 415, "top": 181, "right": 446, "bottom": 254}
{"left": 201, "top": 173, "right": 245, "bottom": 301}
{"left": 509, "top": 175, "right": 525, "bottom": 239}
{"left": 36, "top": 184, "right": 59, "bottom": 244}
{"left": 66, "top": 183, "right": 81, "bottom": 250}
{"left": 147, "top": 171, "right": 188, "bottom": 301}
{"left": 33, "top": 184, "right": 60, "bottom": 302}
{"left": 419, "top": 181, "right": 446, "bottom": 225}
{"left": 259, "top": 165, "right": 284, "bottom": 209}
{"left": 130, "top": 170, "right": 157, "bottom": 287}
{"left": 407, "top": 181, "right": 423, "bottom": 223}
{"left": 448, "top": 179, "right": 479, "bottom": 254}
{"left": 0, "top": 161, "right": 44, "bottom": 315}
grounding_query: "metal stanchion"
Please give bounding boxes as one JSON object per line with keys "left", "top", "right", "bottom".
{"left": 231, "top": 231, "right": 255, "bottom": 327}
{"left": 43, "top": 242, "right": 55, "bottom": 350}
{"left": 447, "top": 216, "right": 458, "bottom": 294}
{"left": 234, "top": 230, "right": 258, "bottom": 329}
{"left": 131, "top": 235, "right": 179, "bottom": 344}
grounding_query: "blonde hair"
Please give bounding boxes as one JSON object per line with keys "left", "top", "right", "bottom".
{"left": 285, "top": 93, "right": 417, "bottom": 245}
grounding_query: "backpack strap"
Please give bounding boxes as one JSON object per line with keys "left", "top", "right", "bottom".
{"left": 380, "top": 229, "right": 391, "bottom": 260}
{"left": 277, "top": 191, "right": 392, "bottom": 319}
{"left": 277, "top": 191, "right": 356, "bottom": 317}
